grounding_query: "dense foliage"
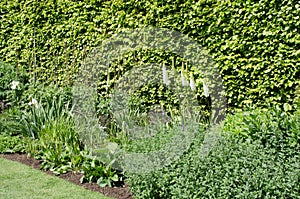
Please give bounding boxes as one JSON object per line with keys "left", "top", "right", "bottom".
{"left": 0, "top": 83, "right": 124, "bottom": 187}
{"left": 0, "top": 0, "right": 299, "bottom": 196}
{"left": 1, "top": 0, "right": 299, "bottom": 111}
{"left": 126, "top": 107, "right": 300, "bottom": 198}
{"left": 0, "top": 134, "right": 27, "bottom": 153}
{"left": 0, "top": 61, "right": 28, "bottom": 109}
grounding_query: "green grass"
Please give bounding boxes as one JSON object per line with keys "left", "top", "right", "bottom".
{"left": 0, "top": 158, "right": 112, "bottom": 199}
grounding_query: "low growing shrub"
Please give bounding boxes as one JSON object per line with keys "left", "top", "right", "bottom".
{"left": 223, "top": 106, "right": 300, "bottom": 153}
{"left": 126, "top": 107, "right": 300, "bottom": 198}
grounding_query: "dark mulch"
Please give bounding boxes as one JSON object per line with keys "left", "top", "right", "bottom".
{"left": 0, "top": 153, "right": 133, "bottom": 199}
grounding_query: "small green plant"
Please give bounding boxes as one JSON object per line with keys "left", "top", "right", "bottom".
{"left": 80, "top": 156, "right": 122, "bottom": 187}
{"left": 293, "top": 82, "right": 300, "bottom": 112}
{"left": 0, "top": 134, "right": 28, "bottom": 153}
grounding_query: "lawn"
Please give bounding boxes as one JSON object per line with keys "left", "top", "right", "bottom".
{"left": 0, "top": 158, "right": 112, "bottom": 199}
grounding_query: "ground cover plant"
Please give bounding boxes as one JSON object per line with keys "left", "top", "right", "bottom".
{"left": 126, "top": 107, "right": 300, "bottom": 198}
{"left": 0, "top": 134, "right": 27, "bottom": 154}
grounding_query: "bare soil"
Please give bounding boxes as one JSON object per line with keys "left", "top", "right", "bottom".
{"left": 0, "top": 153, "right": 133, "bottom": 199}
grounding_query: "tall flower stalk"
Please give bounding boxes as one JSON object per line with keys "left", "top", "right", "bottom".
{"left": 202, "top": 80, "right": 209, "bottom": 97}
{"left": 181, "top": 63, "right": 188, "bottom": 86}
{"left": 162, "top": 63, "right": 170, "bottom": 86}
{"left": 189, "top": 73, "right": 196, "bottom": 91}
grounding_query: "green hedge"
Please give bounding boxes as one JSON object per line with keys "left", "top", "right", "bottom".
{"left": 0, "top": 0, "right": 299, "bottom": 110}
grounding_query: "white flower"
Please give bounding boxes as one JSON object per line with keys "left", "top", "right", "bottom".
{"left": 202, "top": 80, "right": 209, "bottom": 97}
{"left": 11, "top": 81, "right": 19, "bottom": 90}
{"left": 28, "top": 98, "right": 39, "bottom": 108}
{"left": 181, "top": 71, "right": 189, "bottom": 86}
{"left": 189, "top": 74, "right": 196, "bottom": 91}
{"left": 162, "top": 64, "right": 170, "bottom": 86}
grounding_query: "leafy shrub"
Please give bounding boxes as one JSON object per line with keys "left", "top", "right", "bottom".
{"left": 223, "top": 106, "right": 300, "bottom": 152}
{"left": 0, "top": 108, "right": 28, "bottom": 153}
{"left": 0, "top": 80, "right": 72, "bottom": 138}
{"left": 126, "top": 107, "right": 300, "bottom": 198}
{"left": 15, "top": 83, "right": 72, "bottom": 112}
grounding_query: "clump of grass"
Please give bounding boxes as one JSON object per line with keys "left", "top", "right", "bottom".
{"left": 27, "top": 116, "right": 84, "bottom": 174}
{"left": 6, "top": 95, "right": 72, "bottom": 139}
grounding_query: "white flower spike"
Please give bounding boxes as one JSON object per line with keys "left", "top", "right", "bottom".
{"left": 190, "top": 73, "right": 196, "bottom": 91}
{"left": 11, "top": 81, "right": 19, "bottom": 90}
{"left": 181, "top": 63, "right": 189, "bottom": 87}
{"left": 202, "top": 80, "right": 209, "bottom": 97}
{"left": 162, "top": 64, "right": 170, "bottom": 86}
{"left": 181, "top": 71, "right": 189, "bottom": 86}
